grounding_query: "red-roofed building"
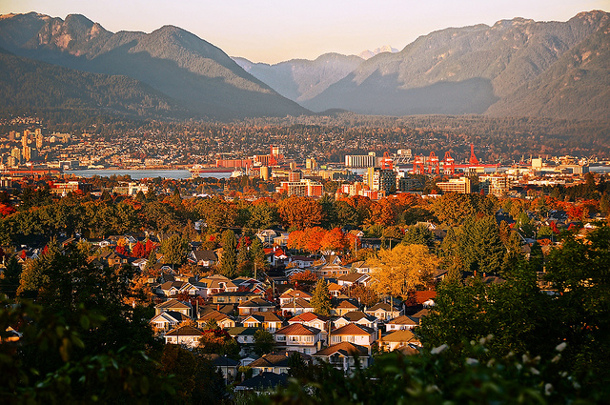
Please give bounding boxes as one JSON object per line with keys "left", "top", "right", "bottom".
{"left": 288, "top": 312, "right": 330, "bottom": 332}
{"left": 274, "top": 323, "right": 322, "bottom": 355}
{"left": 330, "top": 324, "right": 376, "bottom": 347}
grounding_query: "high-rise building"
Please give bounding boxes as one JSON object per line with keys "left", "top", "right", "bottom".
{"left": 288, "top": 170, "right": 302, "bottom": 182}
{"left": 260, "top": 166, "right": 271, "bottom": 181}
{"left": 345, "top": 154, "right": 376, "bottom": 168}
{"left": 435, "top": 177, "right": 472, "bottom": 194}
{"left": 36, "top": 134, "right": 44, "bottom": 149}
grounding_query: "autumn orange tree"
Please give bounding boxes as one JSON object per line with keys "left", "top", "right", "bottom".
{"left": 319, "top": 227, "right": 348, "bottom": 254}
{"left": 305, "top": 227, "right": 327, "bottom": 253}
{"left": 277, "top": 196, "right": 323, "bottom": 230}
{"left": 369, "top": 244, "right": 439, "bottom": 300}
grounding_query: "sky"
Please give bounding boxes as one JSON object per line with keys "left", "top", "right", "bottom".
{"left": 1, "top": 0, "right": 608, "bottom": 64}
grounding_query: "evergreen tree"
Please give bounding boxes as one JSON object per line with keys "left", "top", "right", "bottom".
{"left": 402, "top": 224, "right": 435, "bottom": 249}
{"left": 161, "top": 234, "right": 189, "bottom": 267}
{"left": 236, "top": 241, "right": 251, "bottom": 276}
{"left": 249, "top": 237, "right": 267, "bottom": 276}
{"left": 0, "top": 255, "right": 22, "bottom": 298}
{"left": 311, "top": 279, "right": 332, "bottom": 316}
{"left": 220, "top": 230, "right": 237, "bottom": 278}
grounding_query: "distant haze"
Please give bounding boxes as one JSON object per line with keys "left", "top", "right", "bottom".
{"left": 1, "top": 0, "right": 608, "bottom": 63}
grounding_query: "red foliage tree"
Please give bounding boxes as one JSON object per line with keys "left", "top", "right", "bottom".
{"left": 319, "top": 227, "right": 348, "bottom": 254}
{"left": 132, "top": 241, "right": 146, "bottom": 258}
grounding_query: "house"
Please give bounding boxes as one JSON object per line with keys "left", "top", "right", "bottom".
{"left": 196, "top": 310, "right": 236, "bottom": 330}
{"left": 333, "top": 311, "right": 378, "bottom": 330}
{"left": 337, "top": 273, "right": 371, "bottom": 287}
{"left": 131, "top": 258, "right": 148, "bottom": 271}
{"left": 227, "top": 327, "right": 260, "bottom": 345}
{"left": 273, "top": 233, "right": 290, "bottom": 247}
{"left": 100, "top": 251, "right": 130, "bottom": 267}
{"left": 238, "top": 298, "right": 276, "bottom": 316}
{"left": 320, "top": 254, "right": 343, "bottom": 265}
{"left": 155, "top": 299, "right": 192, "bottom": 317}
{"left": 234, "top": 372, "right": 288, "bottom": 393}
{"left": 202, "top": 354, "right": 240, "bottom": 382}
{"left": 312, "top": 262, "right": 350, "bottom": 279}
{"left": 150, "top": 311, "right": 191, "bottom": 332}
{"left": 327, "top": 282, "right": 343, "bottom": 297}
{"left": 280, "top": 298, "right": 315, "bottom": 317}
{"left": 187, "top": 249, "right": 218, "bottom": 267}
{"left": 313, "top": 342, "right": 371, "bottom": 372}
{"left": 365, "top": 302, "right": 403, "bottom": 321}
{"left": 351, "top": 260, "right": 373, "bottom": 274}
{"left": 330, "top": 324, "right": 376, "bottom": 347}
{"left": 274, "top": 323, "right": 323, "bottom": 355}
{"left": 264, "top": 246, "right": 289, "bottom": 267}
{"left": 288, "top": 255, "right": 315, "bottom": 269}
{"left": 331, "top": 300, "right": 359, "bottom": 316}
{"left": 164, "top": 325, "right": 203, "bottom": 347}
{"left": 212, "top": 291, "right": 261, "bottom": 304}
{"left": 157, "top": 281, "right": 201, "bottom": 297}
{"left": 198, "top": 275, "right": 238, "bottom": 297}
{"left": 288, "top": 312, "right": 330, "bottom": 332}
{"left": 411, "top": 308, "right": 430, "bottom": 323}
{"left": 386, "top": 315, "right": 419, "bottom": 331}
{"left": 378, "top": 329, "right": 421, "bottom": 352}
{"left": 257, "top": 230, "right": 278, "bottom": 245}
{"left": 248, "top": 351, "right": 310, "bottom": 376}
{"left": 279, "top": 289, "right": 312, "bottom": 306}
{"left": 242, "top": 311, "right": 284, "bottom": 333}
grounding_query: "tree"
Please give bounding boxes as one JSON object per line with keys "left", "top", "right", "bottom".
{"left": 0, "top": 255, "right": 22, "bottom": 298}
{"left": 161, "top": 234, "right": 189, "bottom": 267}
{"left": 247, "top": 200, "right": 279, "bottom": 230}
{"left": 402, "top": 224, "right": 435, "bottom": 249}
{"left": 345, "top": 284, "right": 379, "bottom": 308}
{"left": 158, "top": 344, "right": 226, "bottom": 403}
{"left": 236, "top": 241, "right": 251, "bottom": 276}
{"left": 319, "top": 228, "right": 348, "bottom": 255}
{"left": 289, "top": 270, "right": 318, "bottom": 287}
{"left": 198, "top": 329, "right": 240, "bottom": 359}
{"left": 460, "top": 216, "right": 506, "bottom": 276}
{"left": 310, "top": 279, "right": 332, "bottom": 316}
{"left": 219, "top": 229, "right": 237, "bottom": 278}
{"left": 277, "top": 196, "right": 323, "bottom": 230}
{"left": 249, "top": 237, "right": 267, "bottom": 275}
{"left": 253, "top": 329, "right": 275, "bottom": 356}
{"left": 369, "top": 244, "right": 439, "bottom": 300}
{"left": 305, "top": 227, "right": 327, "bottom": 253}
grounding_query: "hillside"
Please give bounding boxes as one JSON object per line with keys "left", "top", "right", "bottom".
{"left": 303, "top": 11, "right": 609, "bottom": 118}
{"left": 0, "top": 48, "right": 190, "bottom": 119}
{"left": 486, "top": 19, "right": 610, "bottom": 120}
{"left": 0, "top": 13, "right": 309, "bottom": 120}
{"left": 234, "top": 53, "right": 363, "bottom": 103}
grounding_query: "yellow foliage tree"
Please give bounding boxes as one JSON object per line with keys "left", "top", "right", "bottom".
{"left": 369, "top": 244, "right": 439, "bottom": 300}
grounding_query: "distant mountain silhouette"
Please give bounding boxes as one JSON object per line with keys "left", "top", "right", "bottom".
{"left": 234, "top": 53, "right": 363, "bottom": 103}
{"left": 0, "top": 47, "right": 190, "bottom": 119}
{"left": 357, "top": 45, "right": 399, "bottom": 60}
{"left": 0, "top": 12, "right": 309, "bottom": 120}
{"left": 1, "top": 11, "right": 608, "bottom": 121}
{"left": 301, "top": 11, "right": 609, "bottom": 119}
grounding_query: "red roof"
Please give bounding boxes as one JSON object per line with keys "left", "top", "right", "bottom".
{"left": 289, "top": 312, "right": 320, "bottom": 322}
{"left": 275, "top": 323, "right": 320, "bottom": 336}
{"left": 331, "top": 323, "right": 373, "bottom": 336}
{"left": 405, "top": 290, "right": 437, "bottom": 306}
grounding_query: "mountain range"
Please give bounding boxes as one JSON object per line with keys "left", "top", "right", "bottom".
{"left": 0, "top": 11, "right": 608, "bottom": 121}
{"left": 0, "top": 12, "right": 307, "bottom": 120}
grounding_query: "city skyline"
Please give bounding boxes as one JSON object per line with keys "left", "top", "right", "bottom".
{"left": 1, "top": 0, "right": 608, "bottom": 63}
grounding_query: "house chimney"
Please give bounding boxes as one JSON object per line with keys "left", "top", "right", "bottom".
{"left": 378, "top": 328, "right": 382, "bottom": 341}
{"left": 317, "top": 339, "right": 322, "bottom": 352}
{"left": 217, "top": 304, "right": 220, "bottom": 311}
